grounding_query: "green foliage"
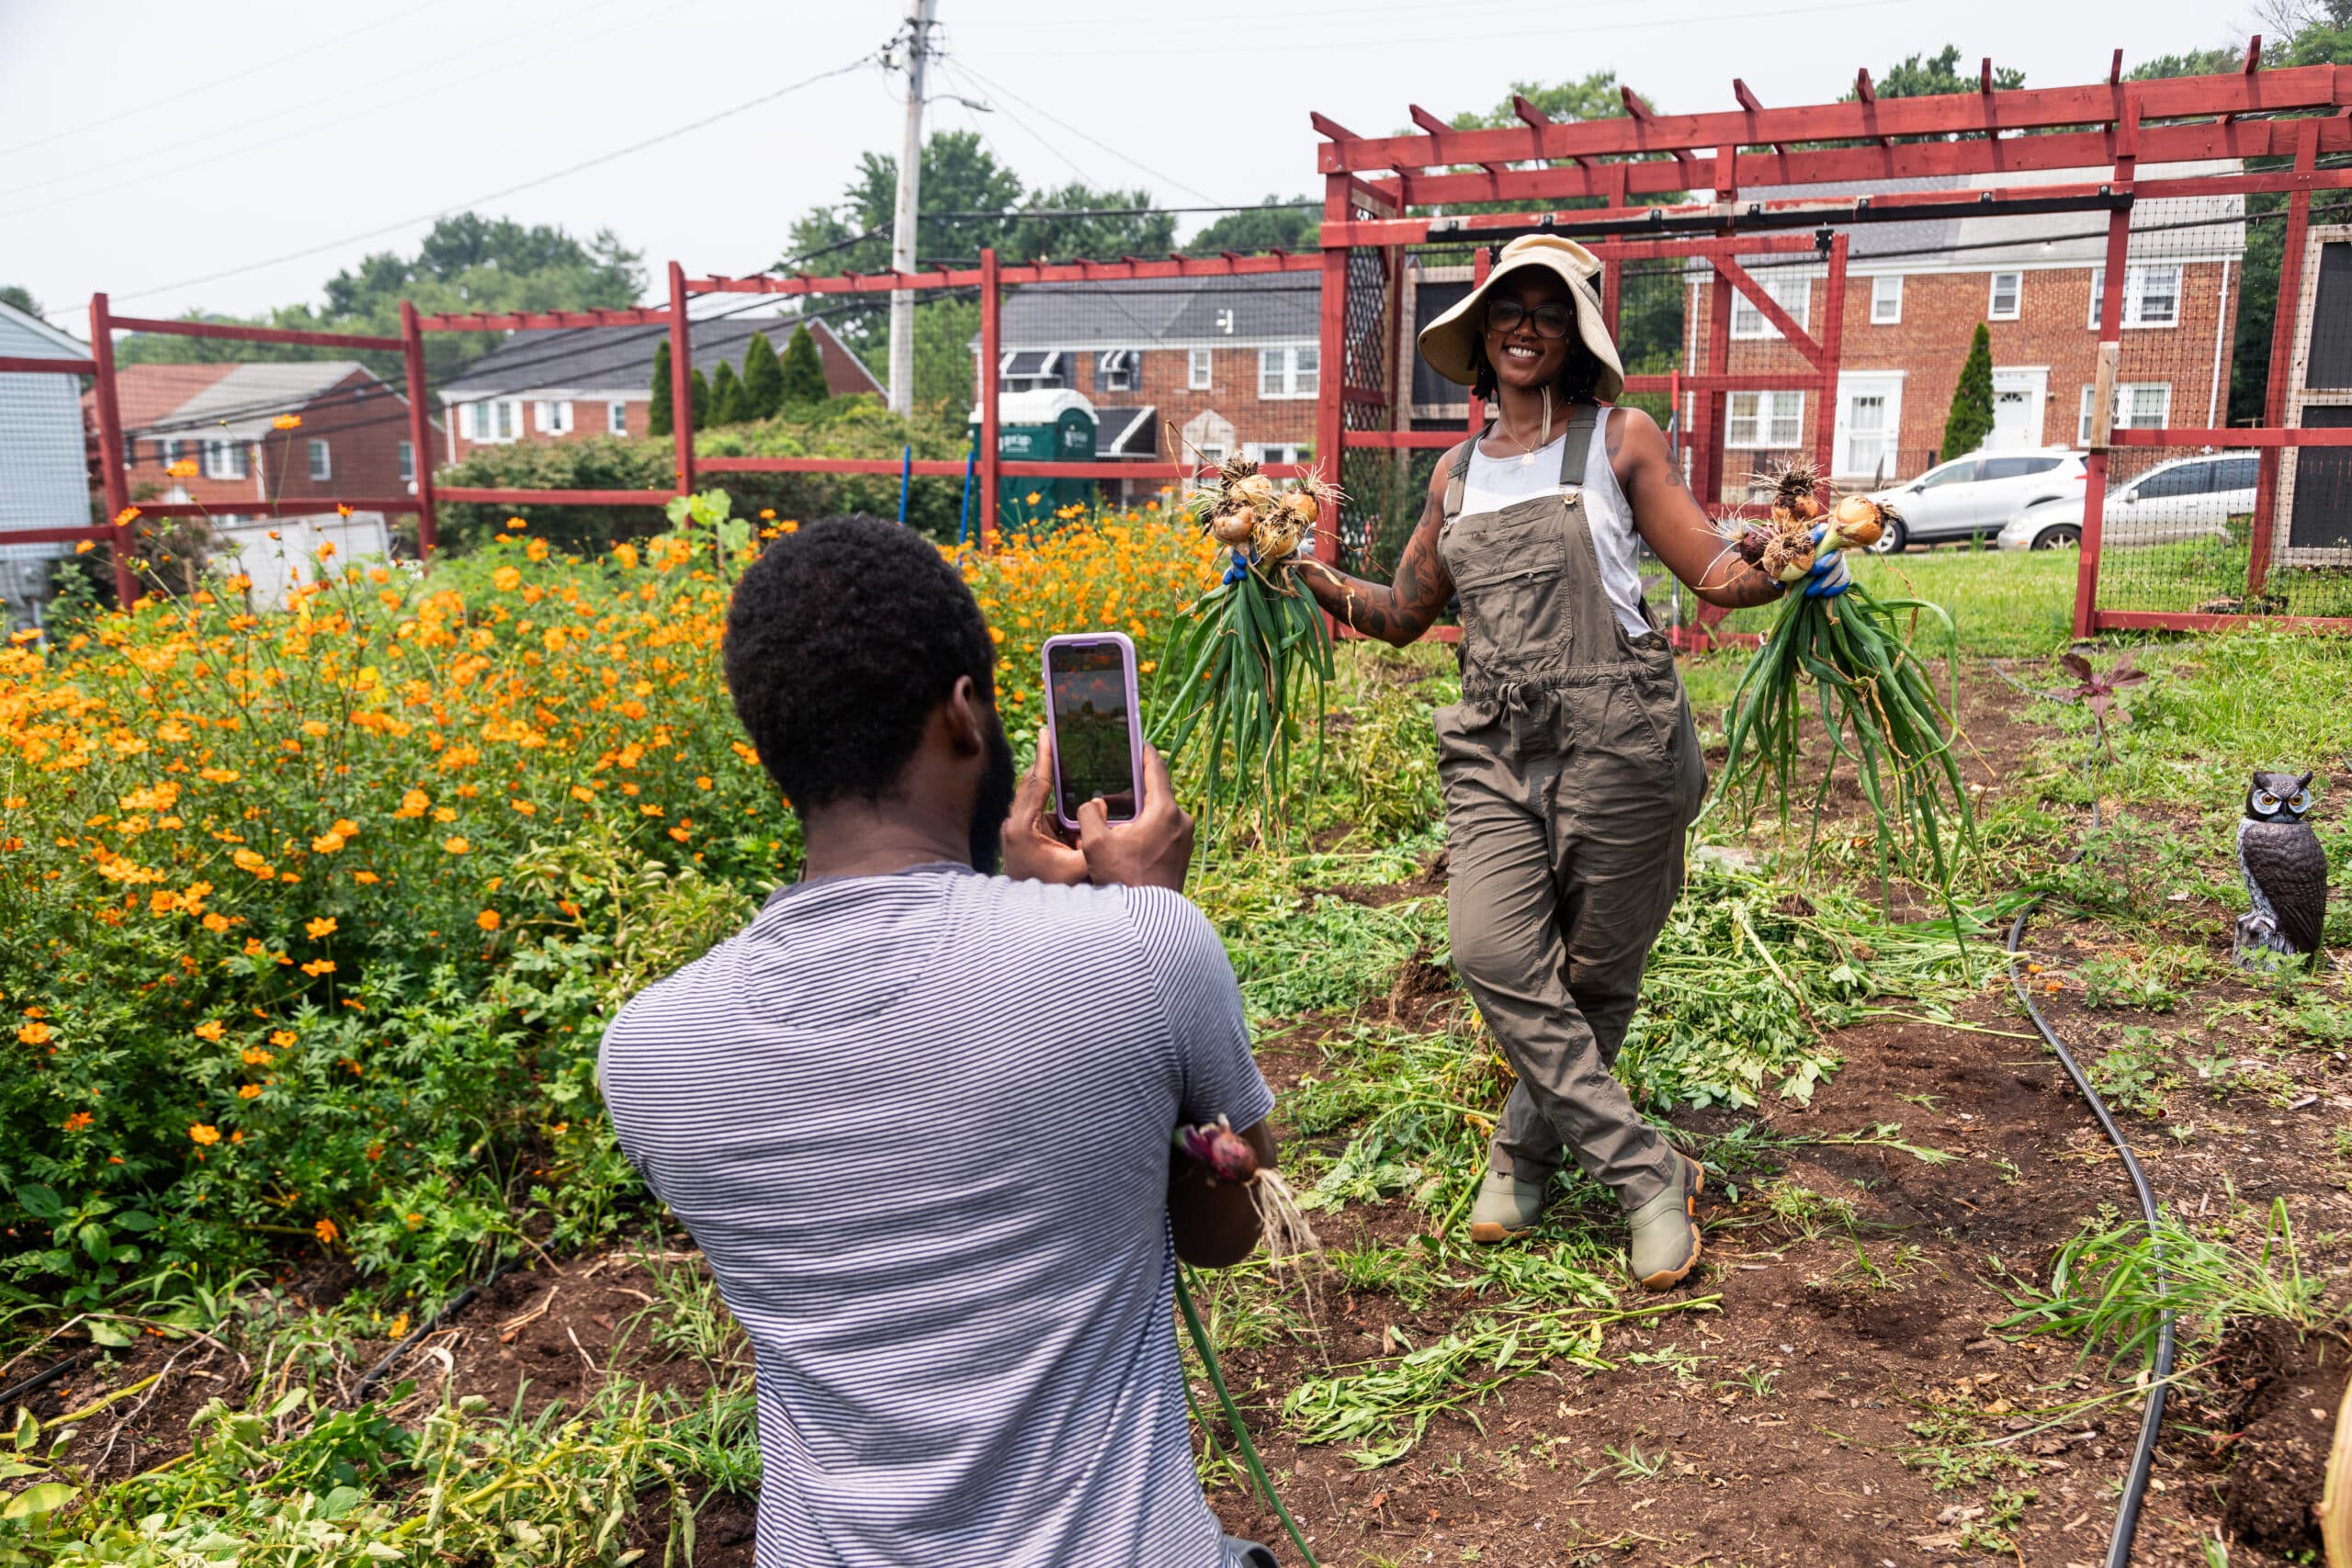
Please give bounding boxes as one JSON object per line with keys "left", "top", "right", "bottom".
{"left": 1185, "top": 198, "right": 1320, "bottom": 255}
{"left": 778, "top": 324, "right": 831, "bottom": 407}
{"left": 113, "top": 213, "right": 643, "bottom": 386}
{"left": 2128, "top": 46, "right": 2257, "bottom": 79}
{"left": 910, "top": 298, "right": 981, "bottom": 414}
{"left": 648, "top": 339, "right": 673, "bottom": 439}
{"left": 0, "top": 285, "right": 40, "bottom": 319}
{"left": 708, "top": 360, "right": 745, "bottom": 427}
{"left": 1448, "top": 70, "right": 1630, "bottom": 129}
{"left": 740, "top": 330, "right": 784, "bottom": 421}
{"left": 1941, "top": 321, "right": 1996, "bottom": 460}
{"left": 688, "top": 367, "right": 710, "bottom": 431}
{"left": 1849, "top": 44, "right": 2025, "bottom": 98}
{"left": 436, "top": 435, "right": 674, "bottom": 554}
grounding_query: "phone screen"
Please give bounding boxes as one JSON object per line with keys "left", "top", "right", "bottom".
{"left": 1046, "top": 640, "right": 1137, "bottom": 822}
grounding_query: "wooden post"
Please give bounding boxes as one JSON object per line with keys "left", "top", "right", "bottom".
{"left": 978, "top": 247, "right": 1001, "bottom": 549}
{"left": 1465, "top": 244, "right": 1492, "bottom": 434}
{"left": 87, "top": 293, "right": 136, "bottom": 607}
{"left": 1701, "top": 267, "right": 1733, "bottom": 506}
{"left": 2074, "top": 204, "right": 2134, "bottom": 639}
{"left": 1315, "top": 172, "right": 1351, "bottom": 544}
{"left": 1814, "top": 232, "right": 1849, "bottom": 485}
{"left": 667, "top": 261, "right": 695, "bottom": 501}
{"left": 2249, "top": 117, "right": 2320, "bottom": 597}
{"left": 399, "top": 299, "right": 438, "bottom": 557}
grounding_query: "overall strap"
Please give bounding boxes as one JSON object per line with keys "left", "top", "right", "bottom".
{"left": 1440, "top": 423, "right": 1489, "bottom": 525}
{"left": 1555, "top": 402, "right": 1603, "bottom": 487}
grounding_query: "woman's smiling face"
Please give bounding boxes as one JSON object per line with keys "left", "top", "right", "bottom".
{"left": 1480, "top": 271, "right": 1577, "bottom": 392}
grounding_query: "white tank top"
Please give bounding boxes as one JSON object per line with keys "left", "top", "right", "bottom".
{"left": 1457, "top": 410, "right": 1652, "bottom": 639}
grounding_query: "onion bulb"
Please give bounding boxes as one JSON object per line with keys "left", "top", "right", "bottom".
{"left": 1761, "top": 532, "right": 1817, "bottom": 583}
{"left": 1230, "top": 472, "right": 1277, "bottom": 508}
{"left": 1827, "top": 492, "right": 1884, "bottom": 549}
{"left": 1209, "top": 506, "right": 1257, "bottom": 546}
{"left": 1279, "top": 488, "right": 1319, "bottom": 525}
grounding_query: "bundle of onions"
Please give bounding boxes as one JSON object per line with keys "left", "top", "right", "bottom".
{"left": 1152, "top": 459, "right": 1344, "bottom": 846}
{"left": 1708, "top": 458, "right": 1973, "bottom": 916}
{"left": 1173, "top": 1114, "right": 1320, "bottom": 1263}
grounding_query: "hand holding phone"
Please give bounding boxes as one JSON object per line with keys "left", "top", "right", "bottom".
{"left": 1076, "top": 744, "right": 1193, "bottom": 894}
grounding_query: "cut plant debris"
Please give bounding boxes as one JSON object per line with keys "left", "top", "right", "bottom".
{"left": 1151, "top": 457, "right": 1342, "bottom": 846}
{"left": 1704, "top": 457, "right": 1974, "bottom": 919}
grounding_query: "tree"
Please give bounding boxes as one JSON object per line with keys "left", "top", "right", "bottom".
{"left": 1941, "top": 323, "right": 1996, "bottom": 459}
{"left": 1185, "top": 198, "right": 1319, "bottom": 255}
{"left": 741, "top": 331, "right": 784, "bottom": 421}
{"left": 779, "top": 325, "right": 831, "bottom": 406}
{"left": 710, "top": 361, "right": 745, "bottom": 426}
{"left": 0, "top": 285, "right": 40, "bottom": 319}
{"left": 910, "top": 298, "right": 983, "bottom": 412}
{"left": 650, "top": 340, "right": 674, "bottom": 438}
{"left": 1851, "top": 45, "right": 2025, "bottom": 98}
{"left": 688, "top": 367, "right": 711, "bottom": 432}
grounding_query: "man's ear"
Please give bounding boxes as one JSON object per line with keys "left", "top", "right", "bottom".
{"left": 941, "top": 675, "right": 987, "bottom": 758}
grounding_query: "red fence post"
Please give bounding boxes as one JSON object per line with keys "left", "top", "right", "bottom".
{"left": 1466, "top": 244, "right": 1491, "bottom": 435}
{"left": 667, "top": 261, "right": 695, "bottom": 502}
{"left": 2249, "top": 118, "right": 2320, "bottom": 598}
{"left": 86, "top": 293, "right": 136, "bottom": 607}
{"left": 978, "top": 248, "right": 1001, "bottom": 551}
{"left": 1316, "top": 176, "right": 1350, "bottom": 524}
{"left": 2075, "top": 203, "right": 2135, "bottom": 640}
{"left": 1815, "top": 232, "right": 1849, "bottom": 484}
{"left": 399, "top": 299, "right": 438, "bottom": 558}
{"left": 1700, "top": 267, "right": 1733, "bottom": 505}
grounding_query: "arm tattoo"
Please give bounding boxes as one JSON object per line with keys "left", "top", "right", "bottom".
{"left": 1296, "top": 513, "right": 1453, "bottom": 646}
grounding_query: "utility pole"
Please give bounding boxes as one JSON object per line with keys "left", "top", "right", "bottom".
{"left": 888, "top": 0, "right": 937, "bottom": 417}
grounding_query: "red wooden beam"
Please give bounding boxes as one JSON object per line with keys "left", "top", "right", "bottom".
{"left": 87, "top": 293, "right": 135, "bottom": 606}
{"left": 1309, "top": 111, "right": 1362, "bottom": 142}
{"left": 1512, "top": 94, "right": 1594, "bottom": 166}
{"left": 434, "top": 487, "right": 675, "bottom": 506}
{"left": 2109, "top": 426, "right": 2352, "bottom": 446}
{"left": 0, "top": 355, "right": 96, "bottom": 376}
{"left": 686, "top": 251, "right": 1323, "bottom": 297}
{"left": 2, "top": 526, "right": 108, "bottom": 547}
{"left": 1732, "top": 78, "right": 1791, "bottom": 155}
{"left": 1621, "top": 85, "right": 1700, "bottom": 168}
{"left": 133, "top": 498, "right": 423, "bottom": 518}
{"left": 1981, "top": 58, "right": 1995, "bottom": 96}
{"left": 399, "top": 299, "right": 438, "bottom": 556}
{"left": 2245, "top": 34, "right": 2263, "bottom": 72}
{"left": 2109, "top": 49, "right": 2123, "bottom": 85}
{"left": 1409, "top": 103, "right": 1512, "bottom": 176}
{"left": 1711, "top": 256, "right": 1827, "bottom": 371}
{"left": 412, "top": 307, "right": 672, "bottom": 333}
{"left": 107, "top": 315, "right": 403, "bottom": 352}
{"left": 667, "top": 261, "right": 694, "bottom": 500}
{"left": 2094, "top": 610, "right": 2352, "bottom": 636}
{"left": 700, "top": 457, "right": 970, "bottom": 478}
{"left": 978, "top": 246, "right": 1001, "bottom": 547}
{"left": 1854, "top": 68, "right": 1875, "bottom": 105}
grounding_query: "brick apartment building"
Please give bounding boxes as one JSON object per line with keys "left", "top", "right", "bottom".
{"left": 91, "top": 361, "right": 438, "bottom": 514}
{"left": 1688, "top": 161, "right": 2244, "bottom": 498}
{"left": 437, "top": 314, "right": 877, "bottom": 461}
{"left": 981, "top": 272, "right": 1322, "bottom": 502}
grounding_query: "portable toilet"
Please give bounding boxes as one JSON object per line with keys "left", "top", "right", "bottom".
{"left": 971, "top": 388, "right": 1097, "bottom": 530}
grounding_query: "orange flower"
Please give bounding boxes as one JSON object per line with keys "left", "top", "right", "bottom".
{"left": 300, "top": 959, "right": 336, "bottom": 976}
{"left": 75, "top": 538, "right": 96, "bottom": 555}
{"left": 442, "top": 836, "right": 469, "bottom": 855}
{"left": 17, "top": 1021, "right": 52, "bottom": 1045}
{"left": 189, "top": 1123, "right": 220, "bottom": 1145}
{"left": 114, "top": 505, "right": 141, "bottom": 526}
{"left": 273, "top": 413, "right": 301, "bottom": 430}
{"left": 525, "top": 539, "right": 548, "bottom": 563}
{"left": 492, "top": 566, "right": 523, "bottom": 592}
{"left": 313, "top": 1217, "right": 339, "bottom": 1245}
{"left": 166, "top": 457, "right": 198, "bottom": 479}
{"left": 304, "top": 917, "right": 337, "bottom": 940}
{"left": 476, "top": 908, "right": 502, "bottom": 931}
{"left": 311, "top": 829, "right": 347, "bottom": 853}
{"left": 238, "top": 1083, "right": 263, "bottom": 1100}
{"left": 194, "top": 1020, "right": 227, "bottom": 1042}
{"left": 780, "top": 520, "right": 799, "bottom": 534}
{"left": 62, "top": 1111, "right": 94, "bottom": 1133}
{"left": 243, "top": 1046, "right": 276, "bottom": 1066}
{"left": 336, "top": 502, "right": 354, "bottom": 518}
{"left": 269, "top": 1030, "right": 298, "bottom": 1047}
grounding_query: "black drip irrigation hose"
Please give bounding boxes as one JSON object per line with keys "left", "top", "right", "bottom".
{"left": 2002, "top": 786, "right": 2176, "bottom": 1568}
{"left": 348, "top": 1259, "right": 521, "bottom": 1405}
{"left": 0, "top": 1347, "right": 91, "bottom": 1410}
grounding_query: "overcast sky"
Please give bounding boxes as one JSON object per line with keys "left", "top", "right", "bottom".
{"left": 0, "top": 0, "right": 2260, "bottom": 333}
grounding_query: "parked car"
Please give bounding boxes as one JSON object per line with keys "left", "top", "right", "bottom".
{"left": 1862, "top": 449, "right": 2088, "bottom": 552}
{"left": 1996, "top": 453, "right": 2259, "bottom": 551}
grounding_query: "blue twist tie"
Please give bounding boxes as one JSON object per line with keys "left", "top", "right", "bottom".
{"left": 1222, "top": 553, "right": 1250, "bottom": 585}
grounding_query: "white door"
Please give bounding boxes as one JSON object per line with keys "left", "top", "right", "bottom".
{"left": 1987, "top": 368, "right": 2047, "bottom": 450}
{"left": 1834, "top": 373, "right": 1905, "bottom": 483}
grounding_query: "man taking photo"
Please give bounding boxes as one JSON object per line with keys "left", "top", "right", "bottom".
{"left": 599, "top": 514, "right": 1283, "bottom": 1568}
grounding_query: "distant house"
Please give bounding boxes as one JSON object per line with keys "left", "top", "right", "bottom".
{"left": 88, "top": 360, "right": 438, "bottom": 516}
{"left": 1692, "top": 161, "right": 2245, "bottom": 493}
{"left": 436, "top": 313, "right": 879, "bottom": 461}
{"left": 0, "top": 300, "right": 90, "bottom": 628}
{"left": 978, "top": 272, "right": 1322, "bottom": 502}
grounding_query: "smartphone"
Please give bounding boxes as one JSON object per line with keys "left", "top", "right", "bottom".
{"left": 1040, "top": 632, "right": 1146, "bottom": 832}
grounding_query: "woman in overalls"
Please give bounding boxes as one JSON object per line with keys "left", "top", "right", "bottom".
{"left": 1295, "top": 235, "right": 1849, "bottom": 1290}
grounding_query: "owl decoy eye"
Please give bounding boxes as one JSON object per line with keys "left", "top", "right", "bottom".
{"left": 2287, "top": 789, "right": 2311, "bottom": 812}
{"left": 2254, "top": 790, "right": 2282, "bottom": 813}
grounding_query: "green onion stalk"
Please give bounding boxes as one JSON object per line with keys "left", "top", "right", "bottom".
{"left": 1149, "top": 459, "right": 1340, "bottom": 850}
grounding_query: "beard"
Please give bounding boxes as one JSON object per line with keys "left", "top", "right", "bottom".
{"left": 967, "top": 712, "right": 1017, "bottom": 874}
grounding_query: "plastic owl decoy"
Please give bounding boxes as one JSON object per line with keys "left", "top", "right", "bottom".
{"left": 2234, "top": 770, "right": 2327, "bottom": 972}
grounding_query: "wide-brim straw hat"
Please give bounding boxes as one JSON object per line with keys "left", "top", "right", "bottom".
{"left": 1417, "top": 234, "right": 1625, "bottom": 404}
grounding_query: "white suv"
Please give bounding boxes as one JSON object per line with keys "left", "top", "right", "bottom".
{"left": 1862, "top": 449, "right": 2089, "bottom": 552}
{"left": 1996, "top": 453, "right": 2259, "bottom": 551}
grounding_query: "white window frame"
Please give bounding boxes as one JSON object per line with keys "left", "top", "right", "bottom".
{"left": 1257, "top": 344, "right": 1318, "bottom": 399}
{"left": 1243, "top": 442, "right": 1309, "bottom": 465}
{"left": 1725, "top": 389, "right": 1805, "bottom": 448}
{"left": 1729, "top": 271, "right": 1812, "bottom": 341}
{"left": 202, "top": 439, "right": 248, "bottom": 480}
{"left": 1188, "top": 347, "right": 1212, "bottom": 390}
{"left": 306, "top": 437, "right": 332, "bottom": 481}
{"left": 398, "top": 440, "right": 415, "bottom": 485}
{"left": 1870, "top": 274, "right": 1903, "bottom": 325}
{"left": 155, "top": 436, "right": 178, "bottom": 467}
{"left": 2088, "top": 265, "right": 2184, "bottom": 330}
{"left": 607, "top": 400, "right": 629, "bottom": 435}
{"left": 1096, "top": 350, "right": 1138, "bottom": 393}
{"left": 465, "top": 400, "right": 522, "bottom": 443}
{"left": 1833, "top": 371, "right": 1905, "bottom": 481}
{"left": 2078, "top": 381, "right": 2173, "bottom": 445}
{"left": 1988, "top": 271, "right": 2023, "bottom": 321}
{"left": 533, "top": 400, "right": 573, "bottom": 435}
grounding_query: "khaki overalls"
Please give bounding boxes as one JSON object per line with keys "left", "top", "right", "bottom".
{"left": 1435, "top": 403, "right": 1707, "bottom": 1213}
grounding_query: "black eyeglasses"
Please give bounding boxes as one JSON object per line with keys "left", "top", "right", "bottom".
{"left": 1485, "top": 299, "right": 1575, "bottom": 340}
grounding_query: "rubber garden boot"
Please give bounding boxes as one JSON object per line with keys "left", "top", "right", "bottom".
{"left": 1625, "top": 1153, "right": 1704, "bottom": 1291}
{"left": 1467, "top": 1168, "right": 1548, "bottom": 1243}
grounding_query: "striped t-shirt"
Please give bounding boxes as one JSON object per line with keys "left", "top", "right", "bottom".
{"left": 599, "top": 865, "right": 1274, "bottom": 1568}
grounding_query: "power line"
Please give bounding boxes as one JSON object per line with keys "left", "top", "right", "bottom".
{"left": 948, "top": 59, "right": 1228, "bottom": 207}
{"left": 113, "top": 52, "right": 886, "bottom": 306}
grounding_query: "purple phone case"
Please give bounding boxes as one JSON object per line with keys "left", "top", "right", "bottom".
{"left": 1039, "top": 631, "right": 1145, "bottom": 831}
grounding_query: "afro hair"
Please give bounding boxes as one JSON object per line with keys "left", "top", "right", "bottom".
{"left": 721, "top": 514, "right": 995, "bottom": 811}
